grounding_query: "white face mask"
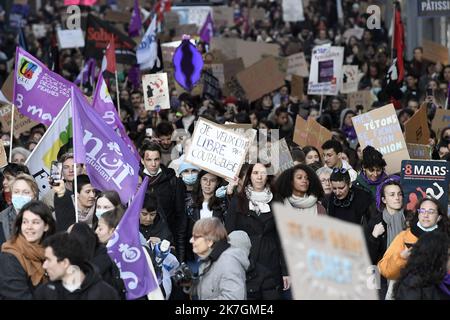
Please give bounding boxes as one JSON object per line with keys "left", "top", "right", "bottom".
{"left": 95, "top": 209, "right": 109, "bottom": 219}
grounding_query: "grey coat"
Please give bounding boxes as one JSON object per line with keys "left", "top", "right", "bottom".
{"left": 193, "top": 245, "right": 250, "bottom": 300}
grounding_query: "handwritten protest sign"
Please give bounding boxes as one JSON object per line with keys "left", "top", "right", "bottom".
{"left": 431, "top": 108, "right": 450, "bottom": 138}
{"left": 142, "top": 73, "right": 170, "bottom": 110}
{"left": 340, "top": 65, "right": 360, "bottom": 94}
{"left": 0, "top": 140, "right": 7, "bottom": 168}
{"left": 291, "top": 75, "right": 304, "bottom": 99}
{"left": 0, "top": 104, "right": 39, "bottom": 138}
{"left": 273, "top": 202, "right": 378, "bottom": 300}
{"left": 352, "top": 104, "right": 409, "bottom": 174}
{"left": 293, "top": 115, "right": 332, "bottom": 153}
{"left": 404, "top": 105, "right": 430, "bottom": 145}
{"left": 422, "top": 39, "right": 449, "bottom": 65}
{"left": 347, "top": 90, "right": 373, "bottom": 112}
{"left": 308, "top": 46, "right": 344, "bottom": 96}
{"left": 286, "top": 52, "right": 309, "bottom": 80}
{"left": 401, "top": 160, "right": 450, "bottom": 212}
{"left": 186, "top": 118, "right": 251, "bottom": 180}
{"left": 407, "top": 143, "right": 432, "bottom": 160}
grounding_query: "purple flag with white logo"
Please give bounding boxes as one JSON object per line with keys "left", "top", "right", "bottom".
{"left": 199, "top": 12, "right": 214, "bottom": 43}
{"left": 92, "top": 73, "right": 140, "bottom": 161}
{"left": 72, "top": 87, "right": 139, "bottom": 204}
{"left": 128, "top": 0, "right": 142, "bottom": 37}
{"left": 106, "top": 176, "right": 159, "bottom": 300}
{"left": 13, "top": 47, "right": 74, "bottom": 126}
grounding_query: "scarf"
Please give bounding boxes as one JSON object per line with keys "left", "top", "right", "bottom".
{"left": 382, "top": 209, "right": 406, "bottom": 247}
{"left": 1, "top": 234, "right": 46, "bottom": 286}
{"left": 361, "top": 171, "right": 388, "bottom": 186}
{"left": 78, "top": 205, "right": 95, "bottom": 228}
{"left": 287, "top": 195, "right": 318, "bottom": 215}
{"left": 144, "top": 167, "right": 162, "bottom": 177}
{"left": 439, "top": 273, "right": 450, "bottom": 297}
{"left": 245, "top": 185, "right": 273, "bottom": 215}
{"left": 416, "top": 221, "right": 439, "bottom": 232}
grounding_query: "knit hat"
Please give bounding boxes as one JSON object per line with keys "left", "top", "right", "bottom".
{"left": 178, "top": 162, "right": 199, "bottom": 175}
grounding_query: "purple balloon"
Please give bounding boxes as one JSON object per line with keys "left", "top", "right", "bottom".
{"left": 173, "top": 37, "right": 203, "bottom": 91}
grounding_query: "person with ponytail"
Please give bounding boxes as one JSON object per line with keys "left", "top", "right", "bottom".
{"left": 354, "top": 146, "right": 388, "bottom": 198}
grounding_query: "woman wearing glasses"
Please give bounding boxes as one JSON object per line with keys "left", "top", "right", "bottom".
{"left": 275, "top": 164, "right": 326, "bottom": 215}
{"left": 327, "top": 168, "right": 376, "bottom": 225}
{"left": 354, "top": 146, "right": 388, "bottom": 199}
{"left": 378, "top": 197, "right": 450, "bottom": 281}
{"left": 225, "top": 163, "right": 289, "bottom": 299}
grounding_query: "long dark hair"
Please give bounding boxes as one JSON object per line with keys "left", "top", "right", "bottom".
{"left": 275, "top": 164, "right": 324, "bottom": 200}
{"left": 192, "top": 170, "right": 223, "bottom": 210}
{"left": 12, "top": 200, "right": 55, "bottom": 243}
{"left": 393, "top": 231, "right": 449, "bottom": 298}
{"left": 303, "top": 146, "right": 322, "bottom": 164}
{"left": 69, "top": 222, "right": 99, "bottom": 260}
{"left": 236, "top": 163, "right": 273, "bottom": 214}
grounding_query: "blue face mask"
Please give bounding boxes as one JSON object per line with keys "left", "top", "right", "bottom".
{"left": 12, "top": 194, "right": 33, "bottom": 211}
{"left": 215, "top": 185, "right": 227, "bottom": 198}
{"left": 95, "top": 209, "right": 109, "bottom": 219}
{"left": 182, "top": 173, "right": 198, "bottom": 186}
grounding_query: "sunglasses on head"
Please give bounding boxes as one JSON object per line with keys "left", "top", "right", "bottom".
{"left": 332, "top": 168, "right": 348, "bottom": 174}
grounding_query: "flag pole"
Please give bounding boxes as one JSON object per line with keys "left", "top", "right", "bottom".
{"left": 8, "top": 104, "right": 15, "bottom": 163}
{"left": 115, "top": 70, "right": 121, "bottom": 115}
{"left": 319, "top": 94, "right": 324, "bottom": 117}
{"left": 73, "top": 161, "right": 79, "bottom": 223}
{"left": 80, "top": 58, "right": 85, "bottom": 92}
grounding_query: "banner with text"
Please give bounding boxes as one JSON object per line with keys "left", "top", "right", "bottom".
{"left": 308, "top": 46, "right": 344, "bottom": 96}
{"left": 142, "top": 73, "right": 170, "bottom": 110}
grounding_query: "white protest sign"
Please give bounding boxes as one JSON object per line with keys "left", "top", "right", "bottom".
{"left": 142, "top": 73, "right": 170, "bottom": 110}
{"left": 308, "top": 45, "right": 344, "bottom": 96}
{"left": 282, "top": 0, "right": 305, "bottom": 22}
{"left": 340, "top": 65, "right": 360, "bottom": 94}
{"left": 186, "top": 118, "right": 251, "bottom": 180}
{"left": 57, "top": 29, "right": 85, "bottom": 49}
{"left": 286, "top": 52, "right": 309, "bottom": 80}
{"left": 273, "top": 202, "right": 378, "bottom": 300}
{"left": 171, "top": 6, "right": 212, "bottom": 28}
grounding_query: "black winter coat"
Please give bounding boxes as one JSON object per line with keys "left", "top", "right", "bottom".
{"left": 144, "top": 165, "right": 186, "bottom": 262}
{"left": 33, "top": 262, "right": 120, "bottom": 300}
{"left": 54, "top": 189, "right": 75, "bottom": 232}
{"left": 395, "top": 274, "right": 450, "bottom": 300}
{"left": 139, "top": 211, "right": 174, "bottom": 245}
{"left": 0, "top": 253, "right": 36, "bottom": 299}
{"left": 225, "top": 196, "right": 287, "bottom": 299}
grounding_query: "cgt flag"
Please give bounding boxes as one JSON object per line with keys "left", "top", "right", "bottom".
{"left": 13, "top": 47, "right": 74, "bottom": 126}
{"left": 106, "top": 176, "right": 161, "bottom": 300}
{"left": 84, "top": 14, "right": 136, "bottom": 65}
{"left": 72, "top": 87, "right": 139, "bottom": 204}
{"left": 92, "top": 72, "right": 139, "bottom": 161}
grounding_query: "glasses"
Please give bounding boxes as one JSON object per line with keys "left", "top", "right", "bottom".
{"left": 320, "top": 178, "right": 330, "bottom": 184}
{"left": 417, "top": 208, "right": 438, "bottom": 216}
{"left": 332, "top": 168, "right": 348, "bottom": 174}
{"left": 201, "top": 177, "right": 218, "bottom": 184}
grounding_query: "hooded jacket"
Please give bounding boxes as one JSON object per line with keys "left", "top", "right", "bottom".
{"left": 33, "top": 262, "right": 119, "bottom": 300}
{"left": 193, "top": 239, "right": 249, "bottom": 300}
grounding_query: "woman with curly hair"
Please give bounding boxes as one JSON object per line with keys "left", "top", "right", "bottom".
{"left": 394, "top": 231, "right": 450, "bottom": 300}
{"left": 274, "top": 164, "right": 326, "bottom": 215}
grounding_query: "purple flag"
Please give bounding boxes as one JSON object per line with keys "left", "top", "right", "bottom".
{"left": 74, "top": 58, "right": 96, "bottom": 86}
{"left": 106, "top": 176, "right": 159, "bottom": 300}
{"left": 72, "top": 87, "right": 139, "bottom": 204}
{"left": 13, "top": 47, "right": 74, "bottom": 126}
{"left": 128, "top": 0, "right": 142, "bottom": 37}
{"left": 92, "top": 72, "right": 140, "bottom": 161}
{"left": 127, "top": 65, "right": 141, "bottom": 90}
{"left": 199, "top": 12, "right": 214, "bottom": 43}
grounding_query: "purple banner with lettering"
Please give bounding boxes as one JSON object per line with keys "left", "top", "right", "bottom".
{"left": 106, "top": 176, "right": 159, "bottom": 300}
{"left": 72, "top": 87, "right": 139, "bottom": 204}
{"left": 13, "top": 47, "right": 74, "bottom": 126}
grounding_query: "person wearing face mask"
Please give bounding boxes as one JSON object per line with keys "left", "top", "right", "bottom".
{"left": 0, "top": 201, "right": 55, "bottom": 299}
{"left": 354, "top": 146, "right": 388, "bottom": 199}
{"left": 93, "top": 190, "right": 124, "bottom": 229}
{"left": 0, "top": 174, "right": 39, "bottom": 246}
{"left": 0, "top": 163, "right": 30, "bottom": 211}
{"left": 378, "top": 197, "right": 450, "bottom": 281}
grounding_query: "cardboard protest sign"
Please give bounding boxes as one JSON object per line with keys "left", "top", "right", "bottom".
{"left": 340, "top": 65, "right": 360, "bottom": 94}
{"left": 0, "top": 140, "right": 7, "bottom": 168}
{"left": 293, "top": 115, "right": 332, "bottom": 153}
{"left": 308, "top": 46, "right": 344, "bottom": 96}
{"left": 422, "top": 39, "right": 449, "bottom": 65}
{"left": 142, "top": 73, "right": 170, "bottom": 110}
{"left": 171, "top": 6, "right": 212, "bottom": 28}
{"left": 401, "top": 160, "right": 450, "bottom": 212}
{"left": 235, "top": 57, "right": 285, "bottom": 102}
{"left": 407, "top": 143, "right": 432, "bottom": 160}
{"left": 347, "top": 90, "right": 373, "bottom": 112}
{"left": 202, "top": 70, "right": 221, "bottom": 100}
{"left": 272, "top": 202, "right": 378, "bottom": 300}
{"left": 352, "top": 104, "right": 409, "bottom": 174}
{"left": 57, "top": 29, "right": 85, "bottom": 49}
{"left": 163, "top": 12, "right": 180, "bottom": 30}
{"left": 1, "top": 72, "right": 14, "bottom": 103}
{"left": 204, "top": 63, "right": 225, "bottom": 87}
{"left": 0, "top": 105, "right": 40, "bottom": 138}
{"left": 186, "top": 118, "right": 251, "bottom": 180}
{"left": 290, "top": 75, "right": 303, "bottom": 99}
{"left": 432, "top": 108, "right": 450, "bottom": 138}
{"left": 286, "top": 52, "right": 309, "bottom": 80}
{"left": 404, "top": 105, "right": 431, "bottom": 145}
{"left": 282, "top": 0, "right": 305, "bottom": 22}
{"left": 104, "top": 10, "right": 132, "bottom": 23}
{"left": 212, "top": 6, "right": 234, "bottom": 28}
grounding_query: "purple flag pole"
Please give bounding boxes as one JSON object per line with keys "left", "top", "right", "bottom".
{"left": 106, "top": 176, "right": 160, "bottom": 300}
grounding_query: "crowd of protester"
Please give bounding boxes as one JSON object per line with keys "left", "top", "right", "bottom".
{"left": 0, "top": 0, "right": 449, "bottom": 300}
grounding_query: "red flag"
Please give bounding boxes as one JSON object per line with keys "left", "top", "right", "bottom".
{"left": 154, "top": 0, "right": 171, "bottom": 23}
{"left": 101, "top": 36, "right": 116, "bottom": 75}
{"left": 393, "top": 1, "right": 404, "bottom": 84}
